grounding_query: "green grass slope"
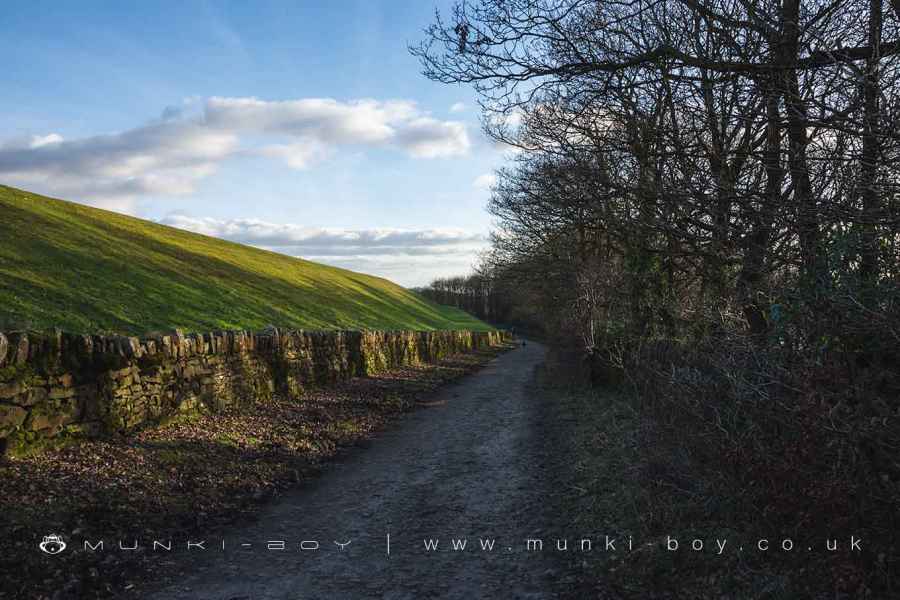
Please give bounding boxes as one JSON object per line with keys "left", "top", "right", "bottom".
{"left": 0, "top": 185, "right": 491, "bottom": 335}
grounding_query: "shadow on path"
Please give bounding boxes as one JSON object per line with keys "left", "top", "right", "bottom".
{"left": 141, "top": 342, "right": 580, "bottom": 599}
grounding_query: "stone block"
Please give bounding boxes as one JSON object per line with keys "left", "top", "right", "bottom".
{"left": 24, "top": 387, "right": 48, "bottom": 406}
{"left": 27, "top": 409, "right": 69, "bottom": 433}
{"left": 9, "top": 333, "right": 29, "bottom": 366}
{"left": 0, "top": 403, "right": 27, "bottom": 435}
{"left": 48, "top": 386, "right": 76, "bottom": 400}
{"left": 0, "top": 381, "right": 21, "bottom": 399}
{"left": 110, "top": 366, "right": 131, "bottom": 380}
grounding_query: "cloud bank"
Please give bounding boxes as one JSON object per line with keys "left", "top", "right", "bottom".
{"left": 158, "top": 214, "right": 486, "bottom": 286}
{"left": 205, "top": 97, "right": 469, "bottom": 160}
{"left": 158, "top": 214, "right": 484, "bottom": 254}
{"left": 0, "top": 97, "right": 470, "bottom": 212}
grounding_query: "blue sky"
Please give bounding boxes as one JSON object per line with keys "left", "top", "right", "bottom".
{"left": 0, "top": 1, "right": 506, "bottom": 285}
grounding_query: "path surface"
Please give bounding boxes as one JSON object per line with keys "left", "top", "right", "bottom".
{"left": 144, "top": 342, "right": 575, "bottom": 599}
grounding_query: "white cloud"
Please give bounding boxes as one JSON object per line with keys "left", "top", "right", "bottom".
{"left": 0, "top": 96, "right": 471, "bottom": 211}
{"left": 472, "top": 173, "right": 497, "bottom": 190}
{"left": 257, "top": 139, "right": 332, "bottom": 170}
{"left": 449, "top": 102, "right": 467, "bottom": 113}
{"left": 206, "top": 96, "right": 470, "bottom": 158}
{"left": 0, "top": 120, "right": 237, "bottom": 211}
{"left": 29, "top": 133, "right": 64, "bottom": 148}
{"left": 1, "top": 121, "right": 235, "bottom": 179}
{"left": 393, "top": 117, "right": 469, "bottom": 158}
{"left": 487, "top": 107, "right": 524, "bottom": 131}
{"left": 158, "top": 214, "right": 484, "bottom": 249}
{"left": 308, "top": 254, "right": 479, "bottom": 287}
{"left": 206, "top": 97, "right": 406, "bottom": 143}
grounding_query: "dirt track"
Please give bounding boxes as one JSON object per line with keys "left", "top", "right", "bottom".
{"left": 142, "top": 342, "right": 579, "bottom": 599}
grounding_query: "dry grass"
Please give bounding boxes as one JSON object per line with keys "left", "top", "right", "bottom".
{"left": 544, "top": 340, "right": 896, "bottom": 599}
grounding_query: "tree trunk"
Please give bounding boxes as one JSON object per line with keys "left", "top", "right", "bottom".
{"left": 782, "top": 0, "right": 824, "bottom": 284}
{"left": 860, "top": 0, "right": 883, "bottom": 283}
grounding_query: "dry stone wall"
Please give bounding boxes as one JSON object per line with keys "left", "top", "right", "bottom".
{"left": 0, "top": 327, "right": 507, "bottom": 455}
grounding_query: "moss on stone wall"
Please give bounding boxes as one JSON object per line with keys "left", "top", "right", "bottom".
{"left": 0, "top": 327, "right": 508, "bottom": 456}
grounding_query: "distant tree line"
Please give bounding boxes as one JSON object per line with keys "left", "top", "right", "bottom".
{"left": 413, "top": 271, "right": 530, "bottom": 325}
{"left": 413, "top": 275, "right": 496, "bottom": 322}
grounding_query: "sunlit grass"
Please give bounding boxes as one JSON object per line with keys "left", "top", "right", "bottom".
{"left": 0, "top": 185, "right": 490, "bottom": 334}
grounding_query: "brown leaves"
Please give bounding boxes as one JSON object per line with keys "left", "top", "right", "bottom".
{"left": 0, "top": 346, "right": 506, "bottom": 598}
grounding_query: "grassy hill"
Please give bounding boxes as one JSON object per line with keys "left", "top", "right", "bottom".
{"left": 0, "top": 185, "right": 490, "bottom": 335}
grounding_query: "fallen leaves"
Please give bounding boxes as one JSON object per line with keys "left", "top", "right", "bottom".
{"left": 0, "top": 346, "right": 508, "bottom": 599}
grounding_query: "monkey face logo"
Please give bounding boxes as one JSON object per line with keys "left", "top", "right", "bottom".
{"left": 39, "top": 534, "right": 66, "bottom": 555}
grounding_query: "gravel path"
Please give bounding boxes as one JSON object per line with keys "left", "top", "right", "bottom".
{"left": 144, "top": 342, "right": 574, "bottom": 599}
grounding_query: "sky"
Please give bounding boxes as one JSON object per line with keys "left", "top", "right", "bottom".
{"left": 0, "top": 1, "right": 507, "bottom": 286}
